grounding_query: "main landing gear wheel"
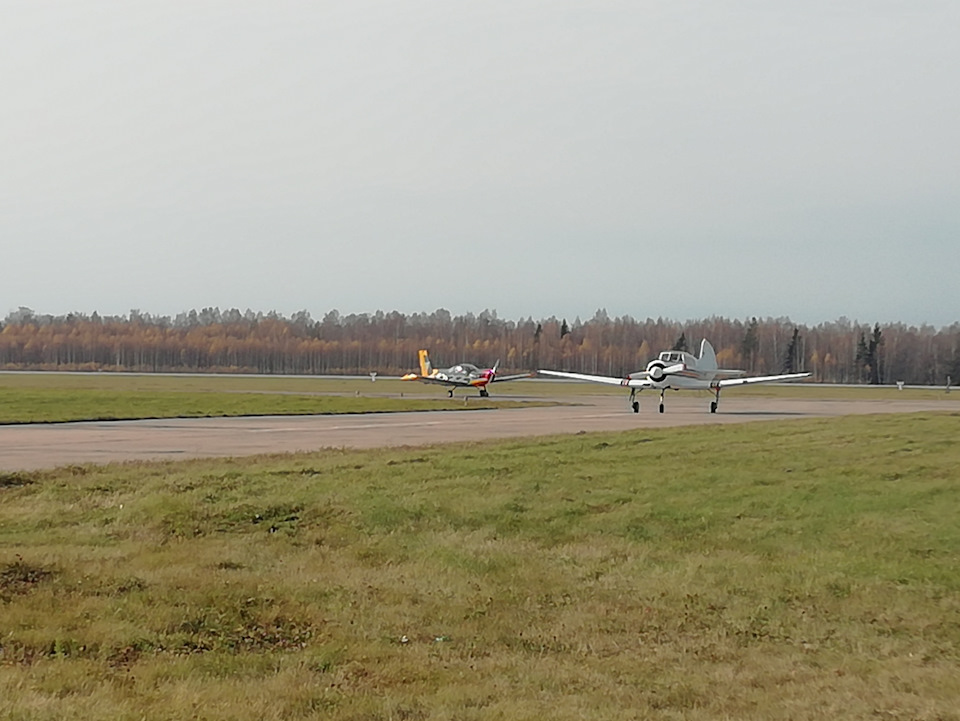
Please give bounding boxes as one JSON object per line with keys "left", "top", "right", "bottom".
{"left": 710, "top": 401, "right": 717, "bottom": 413}
{"left": 480, "top": 388, "right": 489, "bottom": 398}
{"left": 659, "top": 403, "right": 665, "bottom": 414}
{"left": 658, "top": 389, "right": 666, "bottom": 414}
{"left": 632, "top": 401, "right": 640, "bottom": 413}
{"left": 448, "top": 389, "right": 454, "bottom": 398}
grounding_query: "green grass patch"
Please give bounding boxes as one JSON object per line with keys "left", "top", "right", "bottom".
{"left": 0, "top": 387, "right": 539, "bottom": 423}
{"left": 0, "top": 374, "right": 550, "bottom": 423}
{"left": 1, "top": 412, "right": 959, "bottom": 718}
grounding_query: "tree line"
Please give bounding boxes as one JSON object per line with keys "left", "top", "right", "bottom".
{"left": 1, "top": 306, "right": 958, "bottom": 385}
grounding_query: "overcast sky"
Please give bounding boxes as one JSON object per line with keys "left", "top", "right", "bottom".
{"left": 3, "top": 2, "right": 957, "bottom": 327}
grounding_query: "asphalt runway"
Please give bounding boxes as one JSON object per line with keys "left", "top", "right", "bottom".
{"left": 2, "top": 393, "right": 959, "bottom": 472}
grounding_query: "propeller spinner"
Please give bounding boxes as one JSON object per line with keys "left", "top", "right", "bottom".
{"left": 644, "top": 360, "right": 686, "bottom": 383}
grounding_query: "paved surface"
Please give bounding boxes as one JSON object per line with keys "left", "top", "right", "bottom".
{"left": 2, "top": 394, "right": 959, "bottom": 471}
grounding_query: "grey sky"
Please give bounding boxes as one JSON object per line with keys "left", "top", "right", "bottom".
{"left": 3, "top": 2, "right": 958, "bottom": 327}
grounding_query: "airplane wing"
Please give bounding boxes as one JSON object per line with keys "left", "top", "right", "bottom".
{"left": 716, "top": 372, "right": 810, "bottom": 388}
{"left": 488, "top": 372, "right": 536, "bottom": 383}
{"left": 537, "top": 369, "right": 654, "bottom": 388}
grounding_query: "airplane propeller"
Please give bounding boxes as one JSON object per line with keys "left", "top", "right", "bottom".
{"left": 644, "top": 361, "right": 686, "bottom": 383}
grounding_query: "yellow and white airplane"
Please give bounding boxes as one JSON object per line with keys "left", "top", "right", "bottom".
{"left": 539, "top": 339, "right": 809, "bottom": 413}
{"left": 402, "top": 350, "right": 534, "bottom": 398}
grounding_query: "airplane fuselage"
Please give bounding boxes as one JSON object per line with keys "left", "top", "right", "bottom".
{"left": 431, "top": 364, "right": 494, "bottom": 388}
{"left": 625, "top": 349, "right": 744, "bottom": 390}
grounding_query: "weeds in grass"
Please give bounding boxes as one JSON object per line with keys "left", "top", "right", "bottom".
{"left": 0, "top": 472, "right": 36, "bottom": 488}
{"left": 0, "top": 557, "right": 55, "bottom": 599}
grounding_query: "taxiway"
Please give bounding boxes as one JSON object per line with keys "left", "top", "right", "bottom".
{"left": 3, "top": 393, "right": 959, "bottom": 471}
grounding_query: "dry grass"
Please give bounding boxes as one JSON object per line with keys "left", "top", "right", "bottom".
{"left": 1, "top": 412, "right": 959, "bottom": 719}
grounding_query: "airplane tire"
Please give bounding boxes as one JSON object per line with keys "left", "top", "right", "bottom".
{"left": 658, "top": 403, "right": 664, "bottom": 414}
{"left": 632, "top": 401, "right": 640, "bottom": 414}
{"left": 710, "top": 401, "right": 717, "bottom": 413}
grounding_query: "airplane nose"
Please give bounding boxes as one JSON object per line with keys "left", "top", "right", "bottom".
{"left": 647, "top": 362, "right": 666, "bottom": 382}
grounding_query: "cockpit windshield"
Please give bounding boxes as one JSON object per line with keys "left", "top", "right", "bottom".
{"left": 658, "top": 351, "right": 683, "bottom": 363}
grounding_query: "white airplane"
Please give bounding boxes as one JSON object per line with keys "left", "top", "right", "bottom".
{"left": 538, "top": 339, "right": 810, "bottom": 413}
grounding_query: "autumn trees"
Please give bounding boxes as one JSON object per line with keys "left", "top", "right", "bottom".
{"left": 1, "top": 307, "right": 958, "bottom": 385}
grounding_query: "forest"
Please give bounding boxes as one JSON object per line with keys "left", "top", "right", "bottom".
{"left": 1, "top": 306, "right": 958, "bottom": 386}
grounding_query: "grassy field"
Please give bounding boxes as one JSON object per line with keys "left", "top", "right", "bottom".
{"left": 2, "top": 411, "right": 959, "bottom": 719}
{"left": 0, "top": 373, "right": 552, "bottom": 424}
{"left": 0, "top": 371, "right": 955, "bottom": 424}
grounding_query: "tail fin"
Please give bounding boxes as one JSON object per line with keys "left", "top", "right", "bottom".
{"left": 698, "top": 339, "right": 717, "bottom": 370}
{"left": 418, "top": 350, "right": 433, "bottom": 377}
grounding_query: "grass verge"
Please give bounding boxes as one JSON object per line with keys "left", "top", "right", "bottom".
{"left": 0, "top": 375, "right": 559, "bottom": 423}
{"left": 0, "top": 388, "right": 546, "bottom": 424}
{"left": 2, "top": 412, "right": 959, "bottom": 719}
